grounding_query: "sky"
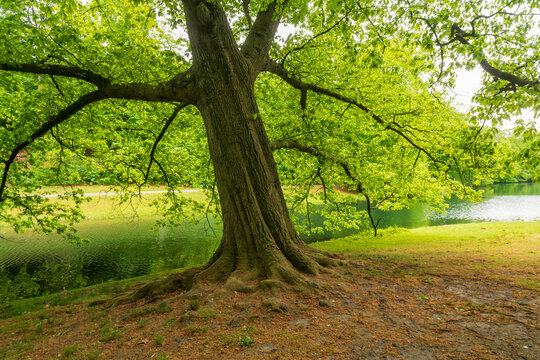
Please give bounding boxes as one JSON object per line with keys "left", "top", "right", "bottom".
{"left": 453, "top": 68, "right": 538, "bottom": 130}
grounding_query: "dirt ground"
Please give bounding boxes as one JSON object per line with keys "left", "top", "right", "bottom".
{"left": 0, "top": 254, "right": 538, "bottom": 360}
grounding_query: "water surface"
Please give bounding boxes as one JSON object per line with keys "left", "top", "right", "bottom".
{"left": 0, "top": 183, "right": 538, "bottom": 291}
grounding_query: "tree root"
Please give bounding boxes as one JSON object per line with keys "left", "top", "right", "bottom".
{"left": 97, "top": 243, "right": 348, "bottom": 308}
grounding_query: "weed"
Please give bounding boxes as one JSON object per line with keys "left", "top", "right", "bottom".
{"left": 197, "top": 308, "right": 217, "bottom": 319}
{"left": 185, "top": 325, "right": 208, "bottom": 335}
{"left": 61, "top": 345, "right": 78, "bottom": 358}
{"left": 156, "top": 302, "right": 173, "bottom": 314}
{"left": 155, "top": 334, "right": 164, "bottom": 347}
{"left": 137, "top": 319, "right": 148, "bottom": 328}
{"left": 34, "top": 322, "right": 44, "bottom": 334}
{"left": 220, "top": 334, "right": 236, "bottom": 346}
{"left": 100, "top": 324, "right": 122, "bottom": 342}
{"left": 237, "top": 335, "right": 254, "bottom": 347}
{"left": 155, "top": 353, "right": 170, "bottom": 360}
{"left": 188, "top": 299, "right": 200, "bottom": 310}
{"left": 90, "top": 311, "right": 108, "bottom": 321}
{"left": 84, "top": 350, "right": 100, "bottom": 360}
{"left": 125, "top": 306, "right": 155, "bottom": 320}
{"left": 466, "top": 301, "right": 486, "bottom": 311}
{"left": 417, "top": 295, "right": 429, "bottom": 300}
{"left": 422, "top": 278, "right": 434, "bottom": 283}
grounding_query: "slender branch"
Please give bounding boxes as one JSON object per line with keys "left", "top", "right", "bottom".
{"left": 270, "top": 139, "right": 382, "bottom": 236}
{"left": 265, "top": 60, "right": 446, "bottom": 169}
{"left": 271, "top": 139, "right": 358, "bottom": 182}
{"left": 280, "top": 9, "right": 352, "bottom": 66}
{"left": 143, "top": 103, "right": 189, "bottom": 185}
{"left": 0, "top": 91, "right": 106, "bottom": 202}
{"left": 363, "top": 193, "right": 380, "bottom": 237}
{"left": 449, "top": 24, "right": 538, "bottom": 88}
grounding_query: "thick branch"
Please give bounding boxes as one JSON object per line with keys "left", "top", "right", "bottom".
{"left": 1, "top": 63, "right": 196, "bottom": 103}
{"left": 450, "top": 24, "right": 538, "bottom": 88}
{"left": 265, "top": 60, "right": 445, "bottom": 169}
{"left": 271, "top": 139, "right": 358, "bottom": 182}
{"left": 0, "top": 63, "right": 110, "bottom": 87}
{"left": 242, "top": 1, "right": 289, "bottom": 71}
{"left": 0, "top": 91, "right": 106, "bottom": 202}
{"left": 99, "top": 71, "right": 195, "bottom": 104}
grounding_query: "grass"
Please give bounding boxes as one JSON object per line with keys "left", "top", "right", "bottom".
{"left": 0, "top": 269, "right": 184, "bottom": 319}
{"left": 313, "top": 221, "right": 540, "bottom": 286}
{"left": 0, "top": 185, "right": 208, "bottom": 225}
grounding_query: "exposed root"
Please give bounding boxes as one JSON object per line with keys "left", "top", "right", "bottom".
{"left": 97, "top": 239, "right": 348, "bottom": 308}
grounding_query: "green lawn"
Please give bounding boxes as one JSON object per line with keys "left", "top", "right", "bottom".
{"left": 314, "top": 221, "right": 540, "bottom": 287}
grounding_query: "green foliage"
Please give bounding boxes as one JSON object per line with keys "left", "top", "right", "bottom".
{"left": 0, "top": 0, "right": 537, "bottom": 237}
{"left": 0, "top": 261, "right": 87, "bottom": 303}
{"left": 99, "top": 323, "right": 122, "bottom": 342}
{"left": 237, "top": 335, "right": 254, "bottom": 347}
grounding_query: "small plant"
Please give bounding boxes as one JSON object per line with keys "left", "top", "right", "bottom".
{"left": 164, "top": 317, "right": 176, "bottom": 328}
{"left": 188, "top": 299, "right": 200, "bottom": 310}
{"left": 237, "top": 335, "right": 254, "bottom": 347}
{"left": 154, "top": 334, "right": 164, "bottom": 347}
{"left": 62, "top": 345, "right": 78, "bottom": 358}
{"left": 422, "top": 278, "right": 434, "bottom": 283}
{"left": 100, "top": 324, "right": 122, "bottom": 342}
{"left": 84, "top": 350, "right": 100, "bottom": 360}
{"left": 417, "top": 294, "right": 429, "bottom": 300}
{"left": 156, "top": 353, "right": 170, "bottom": 360}
{"left": 156, "top": 302, "right": 173, "bottom": 314}
{"left": 185, "top": 325, "right": 208, "bottom": 335}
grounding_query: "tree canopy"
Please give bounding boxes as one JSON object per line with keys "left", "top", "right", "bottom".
{"left": 0, "top": 0, "right": 538, "bottom": 293}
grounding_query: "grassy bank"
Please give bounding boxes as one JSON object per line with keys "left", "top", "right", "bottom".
{"left": 314, "top": 221, "right": 540, "bottom": 288}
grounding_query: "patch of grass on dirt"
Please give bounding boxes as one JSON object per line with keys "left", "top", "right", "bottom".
{"left": 313, "top": 222, "right": 540, "bottom": 285}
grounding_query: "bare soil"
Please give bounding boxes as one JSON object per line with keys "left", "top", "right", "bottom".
{"left": 1, "top": 254, "right": 538, "bottom": 360}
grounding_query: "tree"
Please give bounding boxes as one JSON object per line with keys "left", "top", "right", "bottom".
{"left": 0, "top": 0, "right": 538, "bottom": 298}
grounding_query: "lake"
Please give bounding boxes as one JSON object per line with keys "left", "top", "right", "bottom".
{"left": 0, "top": 182, "right": 538, "bottom": 296}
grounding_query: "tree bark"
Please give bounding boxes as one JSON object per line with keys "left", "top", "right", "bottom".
{"left": 117, "top": 1, "right": 338, "bottom": 301}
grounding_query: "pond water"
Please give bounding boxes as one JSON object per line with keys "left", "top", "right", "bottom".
{"left": 0, "top": 183, "right": 538, "bottom": 295}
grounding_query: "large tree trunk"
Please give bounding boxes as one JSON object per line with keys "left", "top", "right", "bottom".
{"left": 117, "top": 2, "right": 338, "bottom": 302}
{"left": 184, "top": 1, "right": 337, "bottom": 287}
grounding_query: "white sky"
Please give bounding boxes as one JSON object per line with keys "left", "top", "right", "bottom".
{"left": 453, "top": 68, "right": 538, "bottom": 130}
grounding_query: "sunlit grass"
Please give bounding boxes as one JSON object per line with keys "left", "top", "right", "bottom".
{"left": 313, "top": 221, "right": 540, "bottom": 286}
{"left": 2, "top": 185, "right": 209, "bottom": 222}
